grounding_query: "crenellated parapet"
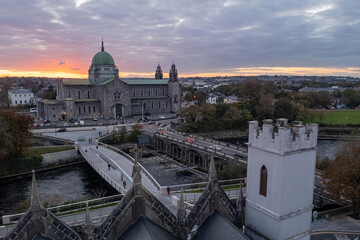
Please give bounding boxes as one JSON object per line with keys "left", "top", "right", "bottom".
{"left": 248, "top": 118, "right": 318, "bottom": 155}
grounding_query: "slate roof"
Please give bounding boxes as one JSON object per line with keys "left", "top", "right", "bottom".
{"left": 192, "top": 211, "right": 248, "bottom": 240}
{"left": 8, "top": 89, "right": 32, "bottom": 94}
{"left": 117, "top": 216, "right": 179, "bottom": 240}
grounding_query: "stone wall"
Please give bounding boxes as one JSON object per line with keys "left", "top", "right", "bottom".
{"left": 42, "top": 149, "right": 82, "bottom": 166}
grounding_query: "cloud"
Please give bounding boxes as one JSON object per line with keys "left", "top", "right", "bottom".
{"left": 0, "top": 0, "right": 359, "bottom": 77}
{"left": 58, "top": 61, "right": 66, "bottom": 65}
{"left": 71, "top": 67, "right": 80, "bottom": 70}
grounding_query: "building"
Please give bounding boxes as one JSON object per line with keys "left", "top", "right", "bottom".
{"left": 37, "top": 41, "right": 181, "bottom": 122}
{"left": 8, "top": 89, "right": 34, "bottom": 106}
{"left": 206, "top": 95, "right": 217, "bottom": 105}
{"left": 223, "top": 95, "right": 238, "bottom": 104}
{"left": 245, "top": 119, "right": 318, "bottom": 240}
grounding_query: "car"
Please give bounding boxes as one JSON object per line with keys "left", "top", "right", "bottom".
{"left": 45, "top": 123, "right": 51, "bottom": 127}
{"left": 43, "top": 119, "right": 50, "bottom": 123}
{"left": 209, "top": 145, "right": 222, "bottom": 151}
{"left": 160, "top": 123, "right": 167, "bottom": 127}
{"left": 33, "top": 123, "right": 40, "bottom": 128}
{"left": 93, "top": 117, "right": 98, "bottom": 121}
{"left": 155, "top": 122, "right": 161, "bottom": 126}
{"left": 234, "top": 153, "right": 247, "bottom": 159}
{"left": 63, "top": 123, "right": 68, "bottom": 127}
{"left": 186, "top": 138, "right": 195, "bottom": 143}
{"left": 148, "top": 121, "right": 155, "bottom": 124}
{"left": 74, "top": 121, "right": 79, "bottom": 126}
{"left": 69, "top": 118, "right": 75, "bottom": 123}
{"left": 40, "top": 123, "right": 45, "bottom": 127}
{"left": 57, "top": 128, "right": 67, "bottom": 132}
{"left": 159, "top": 115, "right": 165, "bottom": 119}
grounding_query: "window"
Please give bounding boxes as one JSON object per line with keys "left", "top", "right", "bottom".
{"left": 69, "top": 91, "right": 71, "bottom": 98}
{"left": 133, "top": 90, "right": 136, "bottom": 97}
{"left": 88, "top": 106, "right": 91, "bottom": 113}
{"left": 158, "top": 102, "right": 161, "bottom": 109}
{"left": 79, "top": 107, "right": 81, "bottom": 114}
{"left": 104, "top": 67, "right": 110, "bottom": 71}
{"left": 20, "top": 100, "right": 22, "bottom": 104}
{"left": 152, "top": 102, "right": 154, "bottom": 109}
{"left": 84, "top": 106, "right": 86, "bottom": 113}
{"left": 93, "top": 106, "right": 96, "bottom": 112}
{"left": 15, "top": 100, "right": 17, "bottom": 104}
{"left": 163, "top": 89, "right": 165, "bottom": 95}
{"left": 141, "top": 90, "right": 143, "bottom": 96}
{"left": 260, "top": 165, "right": 268, "bottom": 197}
{"left": 156, "top": 90, "right": 158, "bottom": 96}
{"left": 88, "top": 91, "right": 90, "bottom": 99}
{"left": 166, "top": 102, "right": 168, "bottom": 108}
{"left": 144, "top": 102, "right": 146, "bottom": 109}
{"left": 78, "top": 91, "right": 80, "bottom": 98}
{"left": 148, "top": 90, "right": 150, "bottom": 96}
{"left": 25, "top": 100, "right": 27, "bottom": 103}
{"left": 52, "top": 107, "right": 55, "bottom": 110}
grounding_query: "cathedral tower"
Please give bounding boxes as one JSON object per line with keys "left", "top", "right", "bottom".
{"left": 155, "top": 64, "right": 163, "bottom": 79}
{"left": 245, "top": 119, "right": 318, "bottom": 240}
{"left": 167, "top": 62, "right": 181, "bottom": 113}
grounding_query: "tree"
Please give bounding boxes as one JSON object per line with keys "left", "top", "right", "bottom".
{"left": 261, "top": 81, "right": 278, "bottom": 95}
{"left": 323, "top": 141, "right": 360, "bottom": 219}
{"left": 240, "top": 78, "right": 261, "bottom": 100}
{"left": 0, "top": 110, "right": 33, "bottom": 174}
{"left": 273, "top": 98, "right": 298, "bottom": 122}
{"left": 342, "top": 88, "right": 358, "bottom": 108}
{"left": 194, "top": 91, "right": 208, "bottom": 105}
{"left": 256, "top": 94, "right": 274, "bottom": 120}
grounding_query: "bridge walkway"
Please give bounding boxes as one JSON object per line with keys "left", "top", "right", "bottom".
{"left": 77, "top": 141, "right": 160, "bottom": 195}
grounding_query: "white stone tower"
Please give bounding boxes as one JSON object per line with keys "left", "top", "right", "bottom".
{"left": 245, "top": 118, "right": 318, "bottom": 240}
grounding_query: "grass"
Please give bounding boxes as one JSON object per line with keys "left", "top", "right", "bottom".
{"left": 25, "top": 146, "right": 75, "bottom": 158}
{"left": 314, "top": 110, "right": 360, "bottom": 124}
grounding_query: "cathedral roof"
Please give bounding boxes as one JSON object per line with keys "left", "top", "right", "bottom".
{"left": 91, "top": 40, "right": 115, "bottom": 65}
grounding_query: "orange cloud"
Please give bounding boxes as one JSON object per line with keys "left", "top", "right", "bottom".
{"left": 1, "top": 67, "right": 359, "bottom": 79}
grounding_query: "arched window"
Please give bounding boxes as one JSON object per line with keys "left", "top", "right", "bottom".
{"left": 260, "top": 165, "right": 268, "bottom": 197}
{"left": 93, "top": 106, "right": 96, "bottom": 112}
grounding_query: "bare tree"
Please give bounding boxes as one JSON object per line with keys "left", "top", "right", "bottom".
{"left": 323, "top": 141, "right": 360, "bottom": 219}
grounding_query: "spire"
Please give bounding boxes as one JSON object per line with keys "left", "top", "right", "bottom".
{"left": 31, "top": 169, "right": 41, "bottom": 208}
{"left": 101, "top": 38, "right": 104, "bottom": 51}
{"left": 84, "top": 202, "right": 95, "bottom": 238}
{"left": 208, "top": 154, "right": 217, "bottom": 183}
{"left": 177, "top": 189, "right": 186, "bottom": 226}
{"left": 169, "top": 62, "right": 178, "bottom": 82}
{"left": 155, "top": 64, "right": 163, "bottom": 79}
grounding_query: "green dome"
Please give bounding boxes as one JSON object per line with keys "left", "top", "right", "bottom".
{"left": 91, "top": 51, "right": 114, "bottom": 65}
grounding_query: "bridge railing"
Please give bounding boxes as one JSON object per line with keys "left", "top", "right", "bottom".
{"left": 167, "top": 129, "right": 247, "bottom": 152}
{"left": 166, "top": 178, "right": 246, "bottom": 193}
{"left": 78, "top": 145, "right": 126, "bottom": 194}
{"left": 155, "top": 133, "right": 247, "bottom": 165}
{"left": 2, "top": 194, "right": 122, "bottom": 225}
{"left": 93, "top": 138, "right": 163, "bottom": 194}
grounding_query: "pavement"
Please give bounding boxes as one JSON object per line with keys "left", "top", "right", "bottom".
{"left": 311, "top": 214, "right": 360, "bottom": 239}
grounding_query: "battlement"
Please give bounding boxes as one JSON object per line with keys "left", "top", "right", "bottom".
{"left": 248, "top": 118, "right": 318, "bottom": 155}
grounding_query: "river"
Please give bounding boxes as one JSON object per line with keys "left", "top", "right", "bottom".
{"left": 0, "top": 140, "right": 341, "bottom": 217}
{"left": 0, "top": 162, "right": 118, "bottom": 217}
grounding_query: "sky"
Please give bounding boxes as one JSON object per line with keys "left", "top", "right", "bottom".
{"left": 1, "top": 0, "right": 360, "bottom": 78}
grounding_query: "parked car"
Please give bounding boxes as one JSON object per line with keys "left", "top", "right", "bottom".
{"left": 186, "top": 138, "right": 195, "bottom": 143}
{"left": 45, "top": 123, "right": 51, "bottom": 127}
{"left": 69, "top": 118, "right": 75, "bottom": 123}
{"left": 63, "top": 122, "right": 68, "bottom": 127}
{"left": 93, "top": 117, "right": 98, "bottom": 121}
{"left": 33, "top": 123, "right": 40, "bottom": 128}
{"left": 57, "top": 128, "right": 67, "bottom": 132}
{"left": 43, "top": 119, "right": 50, "bottom": 123}
{"left": 148, "top": 121, "right": 155, "bottom": 124}
{"left": 209, "top": 145, "right": 222, "bottom": 151}
{"left": 74, "top": 121, "right": 79, "bottom": 126}
{"left": 159, "top": 115, "right": 165, "bottom": 119}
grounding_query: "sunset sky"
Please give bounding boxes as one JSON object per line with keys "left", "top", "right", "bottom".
{"left": 1, "top": 0, "right": 360, "bottom": 78}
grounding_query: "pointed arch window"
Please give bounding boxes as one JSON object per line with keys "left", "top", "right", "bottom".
{"left": 260, "top": 165, "right": 268, "bottom": 197}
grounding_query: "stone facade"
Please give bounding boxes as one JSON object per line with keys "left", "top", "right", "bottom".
{"left": 37, "top": 42, "right": 181, "bottom": 122}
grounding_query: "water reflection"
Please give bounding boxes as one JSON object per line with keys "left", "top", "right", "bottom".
{"left": 0, "top": 163, "right": 117, "bottom": 216}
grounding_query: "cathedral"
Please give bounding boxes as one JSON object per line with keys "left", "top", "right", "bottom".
{"left": 37, "top": 41, "right": 181, "bottom": 122}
